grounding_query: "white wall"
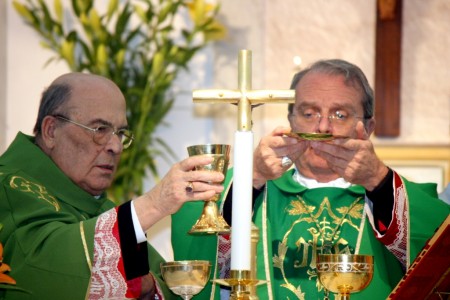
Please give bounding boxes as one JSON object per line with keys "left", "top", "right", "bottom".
{"left": 5, "top": 1, "right": 70, "bottom": 144}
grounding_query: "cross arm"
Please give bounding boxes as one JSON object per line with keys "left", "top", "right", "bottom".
{"left": 193, "top": 89, "right": 242, "bottom": 104}
{"left": 193, "top": 89, "right": 295, "bottom": 105}
{"left": 246, "top": 90, "right": 295, "bottom": 104}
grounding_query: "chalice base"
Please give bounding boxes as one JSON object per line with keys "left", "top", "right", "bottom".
{"left": 188, "top": 200, "right": 230, "bottom": 235}
{"left": 214, "top": 270, "right": 264, "bottom": 300}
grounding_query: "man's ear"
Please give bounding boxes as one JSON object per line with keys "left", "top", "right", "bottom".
{"left": 288, "top": 113, "right": 294, "bottom": 127}
{"left": 40, "top": 116, "right": 58, "bottom": 149}
{"left": 365, "top": 117, "right": 376, "bottom": 137}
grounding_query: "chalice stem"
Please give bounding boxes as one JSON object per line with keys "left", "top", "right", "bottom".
{"left": 337, "top": 293, "right": 350, "bottom": 300}
{"left": 189, "top": 200, "right": 230, "bottom": 234}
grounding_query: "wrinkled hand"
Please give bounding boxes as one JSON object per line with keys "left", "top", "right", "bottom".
{"left": 309, "top": 121, "right": 388, "bottom": 190}
{"left": 134, "top": 155, "right": 224, "bottom": 231}
{"left": 253, "top": 126, "right": 307, "bottom": 188}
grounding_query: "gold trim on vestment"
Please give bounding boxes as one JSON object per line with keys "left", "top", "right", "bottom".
{"left": 80, "top": 222, "right": 92, "bottom": 271}
{"left": 262, "top": 185, "right": 274, "bottom": 300}
{"left": 356, "top": 204, "right": 368, "bottom": 254}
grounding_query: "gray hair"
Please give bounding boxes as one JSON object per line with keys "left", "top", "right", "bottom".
{"left": 33, "top": 83, "right": 72, "bottom": 136}
{"left": 288, "top": 59, "right": 374, "bottom": 120}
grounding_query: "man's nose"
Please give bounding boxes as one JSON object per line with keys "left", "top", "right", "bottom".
{"left": 105, "top": 133, "right": 123, "bottom": 154}
{"left": 317, "top": 115, "right": 332, "bottom": 133}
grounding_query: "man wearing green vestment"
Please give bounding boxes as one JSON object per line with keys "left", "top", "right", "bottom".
{"left": 0, "top": 73, "right": 225, "bottom": 299}
{"left": 171, "top": 59, "right": 450, "bottom": 299}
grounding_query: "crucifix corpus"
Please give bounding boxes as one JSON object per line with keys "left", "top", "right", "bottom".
{"left": 193, "top": 49, "right": 295, "bottom": 298}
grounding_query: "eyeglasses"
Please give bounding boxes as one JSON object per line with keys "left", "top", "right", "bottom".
{"left": 53, "top": 115, "right": 134, "bottom": 149}
{"left": 292, "top": 110, "right": 368, "bottom": 127}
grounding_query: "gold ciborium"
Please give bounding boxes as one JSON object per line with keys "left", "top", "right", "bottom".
{"left": 316, "top": 254, "right": 374, "bottom": 300}
{"left": 187, "top": 144, "right": 231, "bottom": 235}
{"left": 160, "top": 260, "right": 211, "bottom": 300}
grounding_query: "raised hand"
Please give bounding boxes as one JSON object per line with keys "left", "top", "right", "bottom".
{"left": 309, "top": 121, "right": 388, "bottom": 190}
{"left": 253, "top": 126, "right": 307, "bottom": 188}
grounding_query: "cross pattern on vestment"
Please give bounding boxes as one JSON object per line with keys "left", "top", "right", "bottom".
{"left": 193, "top": 50, "right": 295, "bottom": 131}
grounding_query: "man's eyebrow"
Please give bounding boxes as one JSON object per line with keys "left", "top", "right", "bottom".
{"left": 296, "top": 101, "right": 356, "bottom": 111}
{"left": 295, "top": 101, "right": 318, "bottom": 109}
{"left": 89, "top": 118, "right": 129, "bottom": 129}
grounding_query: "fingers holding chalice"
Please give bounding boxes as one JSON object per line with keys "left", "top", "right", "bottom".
{"left": 186, "top": 144, "right": 231, "bottom": 235}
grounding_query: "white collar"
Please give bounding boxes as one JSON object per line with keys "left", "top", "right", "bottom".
{"left": 292, "top": 167, "right": 352, "bottom": 189}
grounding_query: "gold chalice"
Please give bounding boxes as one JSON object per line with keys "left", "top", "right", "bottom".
{"left": 161, "top": 260, "right": 211, "bottom": 300}
{"left": 187, "top": 144, "right": 231, "bottom": 235}
{"left": 316, "top": 254, "right": 374, "bottom": 300}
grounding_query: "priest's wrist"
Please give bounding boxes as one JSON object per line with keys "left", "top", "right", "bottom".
{"left": 365, "top": 164, "right": 390, "bottom": 192}
{"left": 366, "top": 168, "right": 395, "bottom": 232}
{"left": 366, "top": 167, "right": 393, "bottom": 195}
{"left": 252, "top": 172, "right": 267, "bottom": 190}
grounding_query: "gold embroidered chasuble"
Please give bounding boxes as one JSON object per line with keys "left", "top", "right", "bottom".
{"left": 253, "top": 172, "right": 397, "bottom": 300}
{"left": 172, "top": 168, "right": 449, "bottom": 300}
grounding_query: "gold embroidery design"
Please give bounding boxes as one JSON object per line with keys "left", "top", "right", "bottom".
{"left": 272, "top": 196, "right": 364, "bottom": 299}
{"left": 10, "top": 176, "right": 60, "bottom": 211}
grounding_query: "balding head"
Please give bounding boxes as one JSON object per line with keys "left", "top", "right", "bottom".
{"left": 34, "top": 73, "right": 122, "bottom": 138}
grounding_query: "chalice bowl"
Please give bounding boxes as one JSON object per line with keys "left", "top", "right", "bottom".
{"left": 187, "top": 144, "right": 231, "bottom": 235}
{"left": 160, "top": 260, "right": 211, "bottom": 300}
{"left": 317, "top": 254, "right": 374, "bottom": 300}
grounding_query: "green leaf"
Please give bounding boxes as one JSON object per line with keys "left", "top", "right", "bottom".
{"left": 115, "top": 3, "right": 132, "bottom": 38}
{"left": 95, "top": 44, "right": 108, "bottom": 75}
{"left": 88, "top": 9, "right": 102, "bottom": 33}
{"left": 12, "top": 1, "right": 35, "bottom": 23}
{"left": 106, "top": 0, "right": 119, "bottom": 20}
{"left": 60, "top": 39, "right": 75, "bottom": 69}
{"left": 150, "top": 51, "right": 164, "bottom": 78}
{"left": 54, "top": 0, "right": 63, "bottom": 22}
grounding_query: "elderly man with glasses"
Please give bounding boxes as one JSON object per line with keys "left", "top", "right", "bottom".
{"left": 0, "top": 72, "right": 224, "bottom": 299}
{"left": 172, "top": 59, "right": 449, "bottom": 300}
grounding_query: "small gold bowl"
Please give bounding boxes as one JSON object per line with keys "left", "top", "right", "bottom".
{"left": 160, "top": 260, "right": 211, "bottom": 299}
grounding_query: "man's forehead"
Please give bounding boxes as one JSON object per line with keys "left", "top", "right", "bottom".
{"left": 66, "top": 83, "right": 126, "bottom": 118}
{"left": 294, "top": 74, "right": 364, "bottom": 111}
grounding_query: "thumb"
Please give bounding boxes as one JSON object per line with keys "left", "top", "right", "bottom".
{"left": 356, "top": 121, "right": 369, "bottom": 140}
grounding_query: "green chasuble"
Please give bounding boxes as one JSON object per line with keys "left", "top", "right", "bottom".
{"left": 172, "top": 168, "right": 449, "bottom": 300}
{"left": 0, "top": 133, "right": 174, "bottom": 299}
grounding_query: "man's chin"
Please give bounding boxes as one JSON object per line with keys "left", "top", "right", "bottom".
{"left": 305, "top": 152, "right": 328, "bottom": 167}
{"left": 302, "top": 158, "right": 332, "bottom": 175}
{"left": 85, "top": 180, "right": 113, "bottom": 196}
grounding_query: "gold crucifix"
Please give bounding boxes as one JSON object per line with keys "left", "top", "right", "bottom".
{"left": 193, "top": 49, "right": 295, "bottom": 131}
{"left": 193, "top": 49, "right": 295, "bottom": 299}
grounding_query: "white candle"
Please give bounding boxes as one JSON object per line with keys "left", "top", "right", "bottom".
{"left": 230, "top": 130, "right": 253, "bottom": 270}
